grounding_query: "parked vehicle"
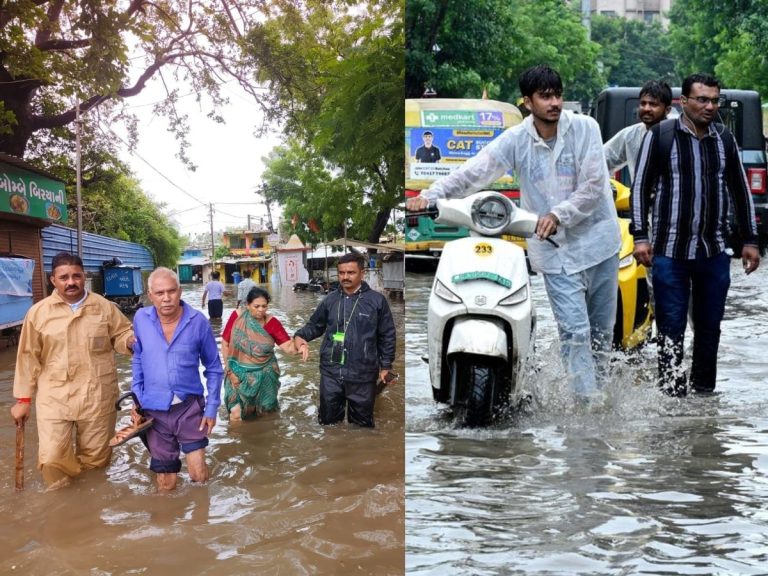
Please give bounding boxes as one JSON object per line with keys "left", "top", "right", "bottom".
{"left": 592, "top": 87, "right": 768, "bottom": 247}
{"left": 425, "top": 191, "right": 538, "bottom": 426}
{"left": 293, "top": 276, "right": 340, "bottom": 294}
{"left": 612, "top": 180, "right": 653, "bottom": 350}
{"left": 102, "top": 258, "right": 144, "bottom": 312}
{"left": 405, "top": 98, "right": 524, "bottom": 270}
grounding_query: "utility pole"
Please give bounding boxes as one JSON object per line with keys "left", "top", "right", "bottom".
{"left": 209, "top": 203, "right": 215, "bottom": 267}
{"left": 255, "top": 186, "right": 276, "bottom": 233}
{"left": 264, "top": 199, "right": 274, "bottom": 233}
{"left": 75, "top": 104, "right": 83, "bottom": 258}
{"left": 581, "top": 0, "right": 591, "bottom": 39}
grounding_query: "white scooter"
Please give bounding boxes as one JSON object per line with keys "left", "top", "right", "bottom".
{"left": 426, "top": 191, "right": 539, "bottom": 426}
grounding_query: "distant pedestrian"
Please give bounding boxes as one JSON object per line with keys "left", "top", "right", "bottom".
{"left": 201, "top": 271, "right": 226, "bottom": 319}
{"left": 131, "top": 267, "right": 223, "bottom": 490}
{"left": 604, "top": 80, "right": 672, "bottom": 180}
{"left": 293, "top": 253, "right": 396, "bottom": 427}
{"left": 236, "top": 269, "right": 256, "bottom": 308}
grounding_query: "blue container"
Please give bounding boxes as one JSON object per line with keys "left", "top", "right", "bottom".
{"left": 103, "top": 266, "right": 143, "bottom": 298}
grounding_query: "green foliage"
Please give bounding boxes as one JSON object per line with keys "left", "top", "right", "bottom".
{"left": 32, "top": 148, "right": 182, "bottom": 268}
{"left": 0, "top": 1, "right": 268, "bottom": 160}
{"left": 246, "top": 0, "right": 403, "bottom": 244}
{"left": 591, "top": 16, "right": 679, "bottom": 87}
{"left": 668, "top": 0, "right": 768, "bottom": 95}
{"left": 214, "top": 245, "right": 231, "bottom": 260}
{"left": 406, "top": 0, "right": 604, "bottom": 104}
{"left": 75, "top": 171, "right": 182, "bottom": 268}
{"left": 262, "top": 140, "right": 374, "bottom": 246}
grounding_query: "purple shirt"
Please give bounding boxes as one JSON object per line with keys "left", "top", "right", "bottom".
{"left": 132, "top": 301, "right": 223, "bottom": 418}
{"left": 204, "top": 280, "right": 225, "bottom": 300}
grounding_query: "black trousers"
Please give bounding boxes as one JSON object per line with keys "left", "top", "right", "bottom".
{"left": 318, "top": 373, "right": 376, "bottom": 427}
{"left": 207, "top": 299, "right": 223, "bottom": 319}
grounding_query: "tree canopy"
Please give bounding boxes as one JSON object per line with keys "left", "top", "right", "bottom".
{"left": 406, "top": 0, "right": 604, "bottom": 104}
{"left": 591, "top": 15, "right": 679, "bottom": 87}
{"left": 248, "top": 0, "right": 403, "bottom": 245}
{"left": 668, "top": 0, "right": 768, "bottom": 95}
{"left": 0, "top": 0, "right": 265, "bottom": 160}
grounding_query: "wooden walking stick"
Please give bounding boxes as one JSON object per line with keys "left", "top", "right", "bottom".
{"left": 15, "top": 421, "right": 24, "bottom": 491}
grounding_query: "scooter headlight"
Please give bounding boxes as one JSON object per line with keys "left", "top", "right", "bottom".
{"left": 471, "top": 194, "right": 511, "bottom": 235}
{"left": 498, "top": 284, "right": 528, "bottom": 306}
{"left": 434, "top": 278, "right": 462, "bottom": 303}
{"left": 619, "top": 254, "right": 635, "bottom": 269}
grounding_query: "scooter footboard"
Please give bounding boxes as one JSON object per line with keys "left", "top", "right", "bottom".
{"left": 446, "top": 317, "right": 508, "bottom": 361}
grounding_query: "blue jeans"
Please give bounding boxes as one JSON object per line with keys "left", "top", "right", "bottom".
{"left": 543, "top": 255, "right": 619, "bottom": 397}
{"left": 652, "top": 250, "right": 730, "bottom": 393}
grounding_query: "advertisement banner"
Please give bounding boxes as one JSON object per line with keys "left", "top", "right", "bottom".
{"left": 0, "top": 257, "right": 35, "bottom": 296}
{"left": 407, "top": 127, "right": 517, "bottom": 188}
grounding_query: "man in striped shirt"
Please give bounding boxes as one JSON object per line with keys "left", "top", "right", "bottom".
{"left": 630, "top": 73, "right": 760, "bottom": 396}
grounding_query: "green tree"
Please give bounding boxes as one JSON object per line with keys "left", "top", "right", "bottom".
{"left": 246, "top": 0, "right": 403, "bottom": 244}
{"left": 76, "top": 169, "right": 182, "bottom": 268}
{"left": 0, "top": 0, "right": 267, "bottom": 161}
{"left": 591, "top": 15, "right": 679, "bottom": 87}
{"left": 262, "top": 140, "right": 380, "bottom": 246}
{"left": 668, "top": 0, "right": 768, "bottom": 95}
{"left": 406, "top": 0, "right": 604, "bottom": 104}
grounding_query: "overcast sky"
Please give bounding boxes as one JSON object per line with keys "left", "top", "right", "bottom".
{"left": 110, "top": 78, "right": 283, "bottom": 238}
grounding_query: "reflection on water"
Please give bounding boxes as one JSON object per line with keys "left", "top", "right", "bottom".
{"left": 406, "top": 265, "right": 768, "bottom": 575}
{"left": 0, "top": 283, "right": 404, "bottom": 575}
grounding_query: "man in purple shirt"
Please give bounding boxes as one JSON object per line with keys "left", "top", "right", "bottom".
{"left": 201, "top": 270, "right": 226, "bottom": 319}
{"left": 132, "top": 267, "right": 223, "bottom": 490}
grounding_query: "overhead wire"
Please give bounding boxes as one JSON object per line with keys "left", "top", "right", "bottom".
{"left": 95, "top": 106, "right": 269, "bottom": 230}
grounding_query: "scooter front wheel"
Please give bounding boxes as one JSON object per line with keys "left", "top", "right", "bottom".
{"left": 466, "top": 362, "right": 495, "bottom": 427}
{"left": 451, "top": 355, "right": 507, "bottom": 427}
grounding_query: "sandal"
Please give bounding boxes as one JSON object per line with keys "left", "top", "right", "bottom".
{"left": 109, "top": 391, "right": 153, "bottom": 448}
{"left": 109, "top": 411, "right": 154, "bottom": 447}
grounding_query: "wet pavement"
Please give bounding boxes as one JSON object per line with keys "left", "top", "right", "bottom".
{"left": 406, "top": 262, "right": 768, "bottom": 575}
{"left": 1, "top": 282, "right": 405, "bottom": 575}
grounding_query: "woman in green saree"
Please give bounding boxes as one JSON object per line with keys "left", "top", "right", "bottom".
{"left": 221, "top": 287, "right": 307, "bottom": 421}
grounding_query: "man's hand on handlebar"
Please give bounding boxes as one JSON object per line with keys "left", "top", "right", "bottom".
{"left": 406, "top": 196, "right": 429, "bottom": 212}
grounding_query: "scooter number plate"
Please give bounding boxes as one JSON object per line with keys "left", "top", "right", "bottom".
{"left": 474, "top": 242, "right": 493, "bottom": 256}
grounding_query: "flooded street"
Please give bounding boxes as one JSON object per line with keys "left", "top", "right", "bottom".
{"left": 0, "top": 282, "right": 405, "bottom": 575}
{"left": 406, "top": 263, "right": 768, "bottom": 575}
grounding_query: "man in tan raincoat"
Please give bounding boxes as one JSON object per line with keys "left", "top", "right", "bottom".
{"left": 10, "top": 252, "right": 135, "bottom": 488}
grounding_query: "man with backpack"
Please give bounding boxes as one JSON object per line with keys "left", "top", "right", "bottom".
{"left": 631, "top": 73, "right": 760, "bottom": 397}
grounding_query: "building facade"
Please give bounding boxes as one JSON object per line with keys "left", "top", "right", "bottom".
{"left": 587, "top": 0, "right": 673, "bottom": 26}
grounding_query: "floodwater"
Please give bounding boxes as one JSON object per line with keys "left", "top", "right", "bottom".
{"left": 0, "top": 282, "right": 405, "bottom": 575}
{"left": 406, "top": 263, "right": 768, "bottom": 575}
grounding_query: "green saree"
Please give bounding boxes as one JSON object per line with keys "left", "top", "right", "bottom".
{"left": 224, "top": 312, "right": 281, "bottom": 419}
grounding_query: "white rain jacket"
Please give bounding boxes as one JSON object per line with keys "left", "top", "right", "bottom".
{"left": 603, "top": 121, "right": 649, "bottom": 181}
{"left": 422, "top": 110, "right": 621, "bottom": 274}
